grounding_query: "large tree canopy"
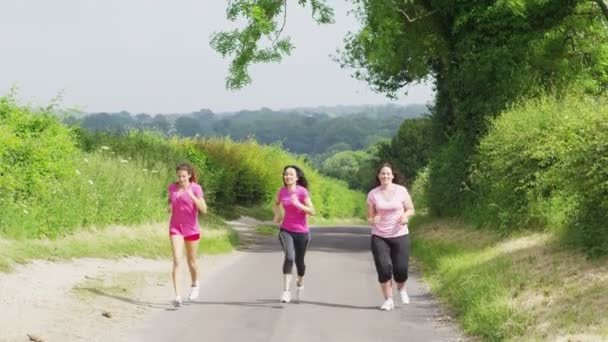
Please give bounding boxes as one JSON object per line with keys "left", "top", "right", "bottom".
{"left": 212, "top": 0, "right": 608, "bottom": 215}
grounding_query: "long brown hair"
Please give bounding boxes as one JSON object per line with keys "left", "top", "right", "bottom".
{"left": 175, "top": 162, "right": 197, "bottom": 183}
{"left": 374, "top": 162, "right": 404, "bottom": 187}
{"left": 283, "top": 165, "right": 309, "bottom": 189}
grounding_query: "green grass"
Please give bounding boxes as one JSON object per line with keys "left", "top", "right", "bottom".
{"left": 255, "top": 224, "right": 279, "bottom": 236}
{"left": 411, "top": 218, "right": 525, "bottom": 340}
{"left": 0, "top": 222, "right": 239, "bottom": 273}
{"left": 413, "top": 238, "right": 525, "bottom": 340}
{"left": 234, "top": 204, "right": 274, "bottom": 221}
{"left": 309, "top": 216, "right": 367, "bottom": 226}
{"left": 0, "top": 151, "right": 174, "bottom": 239}
{"left": 411, "top": 216, "right": 608, "bottom": 341}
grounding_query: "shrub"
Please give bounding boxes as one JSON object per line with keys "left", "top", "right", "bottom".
{"left": 467, "top": 94, "right": 608, "bottom": 255}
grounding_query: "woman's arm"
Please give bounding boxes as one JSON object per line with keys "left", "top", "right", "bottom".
{"left": 273, "top": 195, "right": 282, "bottom": 223}
{"left": 294, "top": 196, "right": 315, "bottom": 216}
{"left": 188, "top": 189, "right": 208, "bottom": 214}
{"left": 167, "top": 187, "right": 173, "bottom": 214}
{"left": 367, "top": 202, "right": 377, "bottom": 225}
{"left": 400, "top": 190, "right": 415, "bottom": 224}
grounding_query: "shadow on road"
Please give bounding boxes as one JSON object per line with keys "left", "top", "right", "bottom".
{"left": 83, "top": 287, "right": 445, "bottom": 317}
{"left": 188, "top": 299, "right": 378, "bottom": 311}
{"left": 80, "top": 288, "right": 178, "bottom": 311}
{"left": 83, "top": 288, "right": 388, "bottom": 312}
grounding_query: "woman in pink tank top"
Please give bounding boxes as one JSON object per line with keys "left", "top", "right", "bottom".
{"left": 367, "top": 163, "right": 415, "bottom": 311}
{"left": 273, "top": 165, "right": 315, "bottom": 304}
{"left": 167, "top": 162, "right": 208, "bottom": 307}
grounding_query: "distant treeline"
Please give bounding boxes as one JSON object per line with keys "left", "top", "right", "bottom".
{"left": 64, "top": 104, "right": 427, "bottom": 155}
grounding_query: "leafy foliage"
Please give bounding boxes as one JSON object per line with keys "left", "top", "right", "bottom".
{"left": 69, "top": 105, "right": 426, "bottom": 155}
{"left": 468, "top": 94, "right": 608, "bottom": 256}
{"left": 210, "top": 0, "right": 334, "bottom": 89}
{"left": 1, "top": 98, "right": 364, "bottom": 238}
{"left": 0, "top": 95, "right": 79, "bottom": 232}
{"left": 376, "top": 117, "right": 433, "bottom": 183}
{"left": 214, "top": 0, "right": 608, "bottom": 219}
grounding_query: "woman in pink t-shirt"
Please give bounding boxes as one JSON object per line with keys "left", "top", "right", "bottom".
{"left": 167, "top": 162, "right": 208, "bottom": 306}
{"left": 366, "top": 163, "right": 415, "bottom": 311}
{"left": 273, "top": 165, "right": 315, "bottom": 304}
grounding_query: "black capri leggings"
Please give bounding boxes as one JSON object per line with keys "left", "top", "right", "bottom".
{"left": 278, "top": 229, "right": 310, "bottom": 277}
{"left": 371, "top": 234, "right": 410, "bottom": 283}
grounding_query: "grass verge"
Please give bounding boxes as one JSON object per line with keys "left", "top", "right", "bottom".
{"left": 255, "top": 224, "right": 279, "bottom": 236}
{"left": 0, "top": 217, "right": 239, "bottom": 273}
{"left": 309, "top": 216, "right": 367, "bottom": 226}
{"left": 234, "top": 205, "right": 274, "bottom": 221}
{"left": 411, "top": 216, "right": 608, "bottom": 341}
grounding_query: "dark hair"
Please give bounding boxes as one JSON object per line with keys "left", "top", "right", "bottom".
{"left": 175, "top": 162, "right": 197, "bottom": 183}
{"left": 374, "top": 162, "right": 403, "bottom": 187}
{"left": 283, "top": 165, "right": 309, "bottom": 189}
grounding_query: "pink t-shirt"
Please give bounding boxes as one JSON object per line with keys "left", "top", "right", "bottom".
{"left": 367, "top": 184, "right": 414, "bottom": 238}
{"left": 278, "top": 185, "right": 310, "bottom": 233}
{"left": 168, "top": 182, "right": 204, "bottom": 236}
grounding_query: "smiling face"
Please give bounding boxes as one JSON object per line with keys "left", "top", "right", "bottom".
{"left": 283, "top": 167, "right": 298, "bottom": 186}
{"left": 377, "top": 166, "right": 394, "bottom": 186}
{"left": 176, "top": 169, "right": 190, "bottom": 186}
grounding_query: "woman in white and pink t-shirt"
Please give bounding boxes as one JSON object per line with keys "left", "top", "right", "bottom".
{"left": 366, "top": 163, "right": 415, "bottom": 311}
{"left": 273, "top": 165, "right": 315, "bottom": 304}
{"left": 167, "top": 162, "right": 208, "bottom": 307}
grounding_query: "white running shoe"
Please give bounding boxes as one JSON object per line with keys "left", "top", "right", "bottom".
{"left": 280, "top": 290, "right": 291, "bottom": 303}
{"left": 296, "top": 286, "right": 304, "bottom": 302}
{"left": 400, "top": 288, "right": 410, "bottom": 304}
{"left": 188, "top": 281, "right": 200, "bottom": 301}
{"left": 173, "top": 296, "right": 182, "bottom": 307}
{"left": 380, "top": 298, "right": 394, "bottom": 311}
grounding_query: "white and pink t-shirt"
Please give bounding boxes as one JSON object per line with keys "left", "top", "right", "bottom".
{"left": 168, "top": 182, "right": 204, "bottom": 236}
{"left": 277, "top": 185, "right": 310, "bottom": 233}
{"left": 367, "top": 184, "right": 414, "bottom": 238}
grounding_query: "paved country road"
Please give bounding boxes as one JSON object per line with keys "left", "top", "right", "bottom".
{"left": 130, "top": 223, "right": 464, "bottom": 342}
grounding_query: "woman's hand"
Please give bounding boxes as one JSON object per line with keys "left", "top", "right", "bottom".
{"left": 187, "top": 188, "right": 207, "bottom": 214}
{"left": 367, "top": 215, "right": 380, "bottom": 225}
{"left": 400, "top": 213, "right": 409, "bottom": 225}
{"left": 290, "top": 194, "right": 302, "bottom": 208}
{"left": 273, "top": 215, "right": 281, "bottom": 224}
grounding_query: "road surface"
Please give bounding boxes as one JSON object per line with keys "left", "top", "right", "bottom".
{"left": 130, "top": 224, "right": 462, "bottom": 342}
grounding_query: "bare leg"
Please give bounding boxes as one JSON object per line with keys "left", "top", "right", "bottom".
{"left": 184, "top": 239, "right": 200, "bottom": 286}
{"left": 170, "top": 235, "right": 185, "bottom": 298}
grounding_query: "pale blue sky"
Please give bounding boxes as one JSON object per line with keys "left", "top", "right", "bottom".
{"left": 0, "top": 0, "right": 434, "bottom": 113}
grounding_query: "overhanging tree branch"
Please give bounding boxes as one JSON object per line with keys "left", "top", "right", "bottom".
{"left": 273, "top": 0, "right": 288, "bottom": 44}
{"left": 396, "top": 7, "right": 437, "bottom": 22}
